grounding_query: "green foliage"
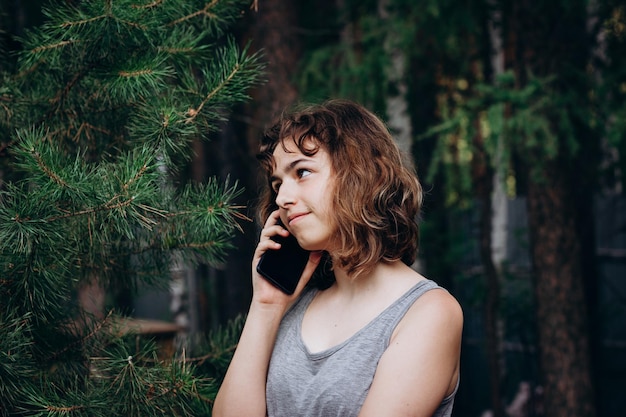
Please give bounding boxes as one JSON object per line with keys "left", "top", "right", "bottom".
{"left": 296, "top": 0, "right": 484, "bottom": 114}
{"left": 190, "top": 314, "right": 246, "bottom": 386}
{"left": 3, "top": 0, "right": 260, "bottom": 160}
{"left": 597, "top": 3, "right": 626, "bottom": 188}
{"left": 296, "top": 10, "right": 389, "bottom": 110}
{"left": 0, "top": 0, "right": 259, "bottom": 415}
{"left": 296, "top": 0, "right": 626, "bottom": 200}
{"left": 0, "top": 314, "right": 36, "bottom": 411}
{"left": 419, "top": 71, "right": 579, "bottom": 203}
{"left": 0, "top": 312, "right": 244, "bottom": 417}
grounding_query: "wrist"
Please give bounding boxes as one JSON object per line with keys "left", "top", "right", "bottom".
{"left": 248, "top": 298, "right": 289, "bottom": 318}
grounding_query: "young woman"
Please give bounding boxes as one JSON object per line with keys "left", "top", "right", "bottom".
{"left": 213, "top": 100, "right": 463, "bottom": 417}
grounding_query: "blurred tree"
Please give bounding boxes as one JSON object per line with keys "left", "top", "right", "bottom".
{"left": 294, "top": 0, "right": 626, "bottom": 416}
{"left": 421, "top": 1, "right": 626, "bottom": 416}
{"left": 0, "top": 0, "right": 261, "bottom": 416}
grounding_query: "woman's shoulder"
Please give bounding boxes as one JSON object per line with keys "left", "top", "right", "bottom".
{"left": 376, "top": 263, "right": 463, "bottom": 334}
{"left": 396, "top": 278, "right": 464, "bottom": 338}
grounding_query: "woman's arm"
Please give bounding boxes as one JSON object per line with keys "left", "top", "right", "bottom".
{"left": 358, "top": 289, "right": 463, "bottom": 417}
{"left": 212, "top": 301, "right": 286, "bottom": 417}
{"left": 212, "top": 210, "right": 321, "bottom": 417}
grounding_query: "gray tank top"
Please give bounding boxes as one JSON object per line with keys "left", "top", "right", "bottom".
{"left": 266, "top": 279, "right": 458, "bottom": 417}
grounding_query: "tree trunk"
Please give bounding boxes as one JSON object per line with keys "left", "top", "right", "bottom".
{"left": 404, "top": 7, "right": 454, "bottom": 291}
{"left": 503, "top": 1, "right": 598, "bottom": 414}
{"left": 473, "top": 129, "right": 504, "bottom": 417}
{"left": 378, "top": 0, "right": 413, "bottom": 167}
{"left": 526, "top": 160, "right": 595, "bottom": 417}
{"left": 243, "top": 0, "right": 301, "bottom": 139}
{"left": 484, "top": 4, "right": 506, "bottom": 415}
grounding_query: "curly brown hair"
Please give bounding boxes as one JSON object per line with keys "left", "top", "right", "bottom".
{"left": 257, "top": 99, "right": 422, "bottom": 279}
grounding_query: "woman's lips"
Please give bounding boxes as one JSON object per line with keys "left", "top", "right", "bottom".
{"left": 288, "top": 212, "right": 308, "bottom": 225}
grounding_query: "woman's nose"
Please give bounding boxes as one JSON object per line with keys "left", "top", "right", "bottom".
{"left": 275, "top": 182, "right": 296, "bottom": 208}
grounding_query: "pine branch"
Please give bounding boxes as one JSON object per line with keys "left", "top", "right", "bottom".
{"left": 169, "top": 0, "right": 220, "bottom": 26}
{"left": 46, "top": 311, "right": 115, "bottom": 362}
{"left": 0, "top": 0, "right": 260, "bottom": 415}
{"left": 30, "top": 39, "right": 79, "bottom": 55}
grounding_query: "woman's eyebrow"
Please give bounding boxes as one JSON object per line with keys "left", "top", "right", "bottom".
{"left": 269, "top": 158, "right": 310, "bottom": 182}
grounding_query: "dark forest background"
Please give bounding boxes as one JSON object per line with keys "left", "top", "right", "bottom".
{"left": 1, "top": 1, "right": 626, "bottom": 417}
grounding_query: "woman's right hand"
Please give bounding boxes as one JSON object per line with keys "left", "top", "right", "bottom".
{"left": 214, "top": 208, "right": 321, "bottom": 417}
{"left": 251, "top": 209, "right": 322, "bottom": 307}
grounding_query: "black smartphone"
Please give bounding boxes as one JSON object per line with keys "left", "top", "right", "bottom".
{"left": 256, "top": 225, "right": 310, "bottom": 295}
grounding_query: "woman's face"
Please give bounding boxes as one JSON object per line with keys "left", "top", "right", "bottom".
{"left": 270, "top": 138, "right": 336, "bottom": 251}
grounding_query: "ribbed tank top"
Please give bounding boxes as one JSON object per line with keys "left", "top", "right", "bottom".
{"left": 266, "top": 279, "right": 458, "bottom": 417}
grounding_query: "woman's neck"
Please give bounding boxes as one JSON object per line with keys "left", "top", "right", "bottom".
{"left": 331, "top": 260, "right": 415, "bottom": 296}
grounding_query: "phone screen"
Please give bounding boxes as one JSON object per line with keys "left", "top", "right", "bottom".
{"left": 256, "top": 230, "right": 310, "bottom": 295}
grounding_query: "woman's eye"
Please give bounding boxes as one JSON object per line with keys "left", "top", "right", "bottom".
{"left": 271, "top": 182, "right": 281, "bottom": 193}
{"left": 297, "top": 168, "right": 311, "bottom": 178}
